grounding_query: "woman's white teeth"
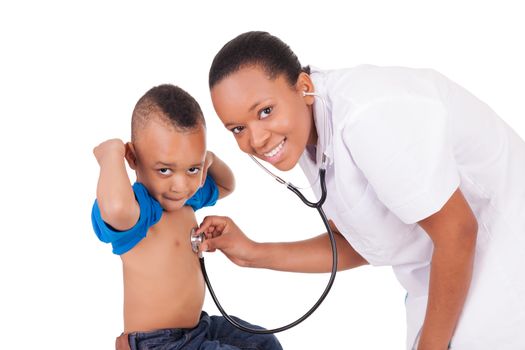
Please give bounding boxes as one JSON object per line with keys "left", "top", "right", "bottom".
{"left": 264, "top": 140, "right": 285, "bottom": 157}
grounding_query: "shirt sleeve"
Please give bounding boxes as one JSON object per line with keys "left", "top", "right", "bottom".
{"left": 342, "top": 96, "right": 460, "bottom": 224}
{"left": 185, "top": 175, "right": 219, "bottom": 211}
{"left": 91, "top": 182, "right": 163, "bottom": 255}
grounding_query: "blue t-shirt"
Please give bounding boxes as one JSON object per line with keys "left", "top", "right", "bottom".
{"left": 91, "top": 176, "right": 219, "bottom": 255}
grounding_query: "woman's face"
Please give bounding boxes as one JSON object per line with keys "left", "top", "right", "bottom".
{"left": 211, "top": 65, "right": 317, "bottom": 171}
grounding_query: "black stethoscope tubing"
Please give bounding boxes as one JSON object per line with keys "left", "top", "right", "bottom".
{"left": 199, "top": 168, "right": 338, "bottom": 334}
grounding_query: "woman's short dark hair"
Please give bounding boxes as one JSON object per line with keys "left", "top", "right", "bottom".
{"left": 209, "top": 31, "right": 310, "bottom": 89}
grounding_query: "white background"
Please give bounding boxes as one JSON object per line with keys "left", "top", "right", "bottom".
{"left": 1, "top": 1, "right": 524, "bottom": 349}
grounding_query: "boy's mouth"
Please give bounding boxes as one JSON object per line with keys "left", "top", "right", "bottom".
{"left": 164, "top": 195, "right": 185, "bottom": 202}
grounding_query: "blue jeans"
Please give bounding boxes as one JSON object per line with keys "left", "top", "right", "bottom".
{"left": 116, "top": 312, "right": 283, "bottom": 350}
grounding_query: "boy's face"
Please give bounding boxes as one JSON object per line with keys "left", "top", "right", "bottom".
{"left": 129, "top": 119, "right": 207, "bottom": 212}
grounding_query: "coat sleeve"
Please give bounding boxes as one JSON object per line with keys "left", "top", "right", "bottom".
{"left": 342, "top": 96, "right": 460, "bottom": 224}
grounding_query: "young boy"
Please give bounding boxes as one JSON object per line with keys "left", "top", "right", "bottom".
{"left": 91, "top": 84, "right": 282, "bottom": 350}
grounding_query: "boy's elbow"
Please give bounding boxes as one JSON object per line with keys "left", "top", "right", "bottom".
{"left": 217, "top": 184, "right": 235, "bottom": 199}
{"left": 222, "top": 172, "right": 236, "bottom": 196}
{"left": 218, "top": 176, "right": 236, "bottom": 198}
{"left": 227, "top": 178, "right": 236, "bottom": 194}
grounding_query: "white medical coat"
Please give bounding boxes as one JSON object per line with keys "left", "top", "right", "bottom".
{"left": 299, "top": 65, "right": 525, "bottom": 349}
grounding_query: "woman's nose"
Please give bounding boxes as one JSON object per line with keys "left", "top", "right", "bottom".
{"left": 248, "top": 124, "right": 271, "bottom": 150}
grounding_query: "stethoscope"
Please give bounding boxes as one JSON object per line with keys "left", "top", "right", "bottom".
{"left": 190, "top": 92, "right": 338, "bottom": 334}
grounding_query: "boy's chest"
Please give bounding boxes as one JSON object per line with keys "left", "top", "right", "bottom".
{"left": 122, "top": 206, "right": 198, "bottom": 264}
{"left": 153, "top": 207, "right": 197, "bottom": 238}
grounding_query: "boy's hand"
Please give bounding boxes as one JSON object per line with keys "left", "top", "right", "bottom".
{"left": 197, "top": 216, "right": 258, "bottom": 268}
{"left": 93, "top": 139, "right": 126, "bottom": 165}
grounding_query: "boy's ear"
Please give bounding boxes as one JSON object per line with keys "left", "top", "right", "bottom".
{"left": 125, "top": 142, "right": 137, "bottom": 170}
{"left": 199, "top": 169, "right": 207, "bottom": 188}
{"left": 200, "top": 151, "right": 212, "bottom": 188}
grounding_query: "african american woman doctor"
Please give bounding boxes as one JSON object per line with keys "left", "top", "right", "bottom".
{"left": 197, "top": 31, "right": 525, "bottom": 350}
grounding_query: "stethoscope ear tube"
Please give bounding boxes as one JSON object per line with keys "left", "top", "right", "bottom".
{"left": 199, "top": 168, "right": 337, "bottom": 334}
{"left": 286, "top": 168, "right": 327, "bottom": 208}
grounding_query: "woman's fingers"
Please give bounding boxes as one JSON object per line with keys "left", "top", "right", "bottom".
{"left": 201, "top": 234, "right": 226, "bottom": 252}
{"left": 198, "top": 215, "right": 228, "bottom": 235}
{"left": 197, "top": 216, "right": 256, "bottom": 267}
{"left": 198, "top": 216, "right": 231, "bottom": 251}
{"left": 203, "top": 226, "right": 215, "bottom": 240}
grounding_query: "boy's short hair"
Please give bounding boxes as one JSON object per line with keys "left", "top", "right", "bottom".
{"left": 132, "top": 84, "right": 205, "bottom": 141}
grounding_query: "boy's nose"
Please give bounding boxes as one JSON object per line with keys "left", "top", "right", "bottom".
{"left": 169, "top": 175, "right": 188, "bottom": 193}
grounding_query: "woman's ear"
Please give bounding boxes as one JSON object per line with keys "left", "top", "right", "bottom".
{"left": 125, "top": 142, "right": 138, "bottom": 170}
{"left": 296, "top": 72, "right": 315, "bottom": 105}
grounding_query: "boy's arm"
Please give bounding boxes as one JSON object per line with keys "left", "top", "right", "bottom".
{"left": 94, "top": 139, "right": 139, "bottom": 231}
{"left": 204, "top": 151, "right": 235, "bottom": 199}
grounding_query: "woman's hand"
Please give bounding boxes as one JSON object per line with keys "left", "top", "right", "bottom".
{"left": 197, "top": 216, "right": 259, "bottom": 267}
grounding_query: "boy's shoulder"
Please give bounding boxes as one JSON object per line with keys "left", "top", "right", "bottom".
{"left": 91, "top": 182, "right": 163, "bottom": 255}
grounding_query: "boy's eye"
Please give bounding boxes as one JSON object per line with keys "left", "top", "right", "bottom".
{"left": 259, "top": 106, "right": 272, "bottom": 119}
{"left": 231, "top": 126, "right": 245, "bottom": 135}
{"left": 187, "top": 167, "right": 201, "bottom": 175}
{"left": 159, "top": 168, "right": 173, "bottom": 176}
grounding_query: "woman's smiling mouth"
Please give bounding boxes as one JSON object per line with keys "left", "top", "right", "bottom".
{"left": 263, "top": 139, "right": 286, "bottom": 159}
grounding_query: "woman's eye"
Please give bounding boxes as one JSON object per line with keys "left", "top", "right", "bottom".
{"left": 159, "top": 168, "right": 172, "bottom": 176}
{"left": 259, "top": 106, "right": 272, "bottom": 119}
{"left": 231, "top": 126, "right": 245, "bottom": 135}
{"left": 187, "top": 167, "right": 201, "bottom": 175}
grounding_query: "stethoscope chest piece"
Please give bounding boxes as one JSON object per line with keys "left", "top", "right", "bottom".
{"left": 190, "top": 227, "right": 205, "bottom": 257}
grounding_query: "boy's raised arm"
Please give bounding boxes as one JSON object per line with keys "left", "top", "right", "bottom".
{"left": 205, "top": 151, "right": 235, "bottom": 199}
{"left": 94, "top": 139, "right": 140, "bottom": 230}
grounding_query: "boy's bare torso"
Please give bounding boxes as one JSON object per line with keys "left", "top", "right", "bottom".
{"left": 120, "top": 206, "right": 204, "bottom": 333}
